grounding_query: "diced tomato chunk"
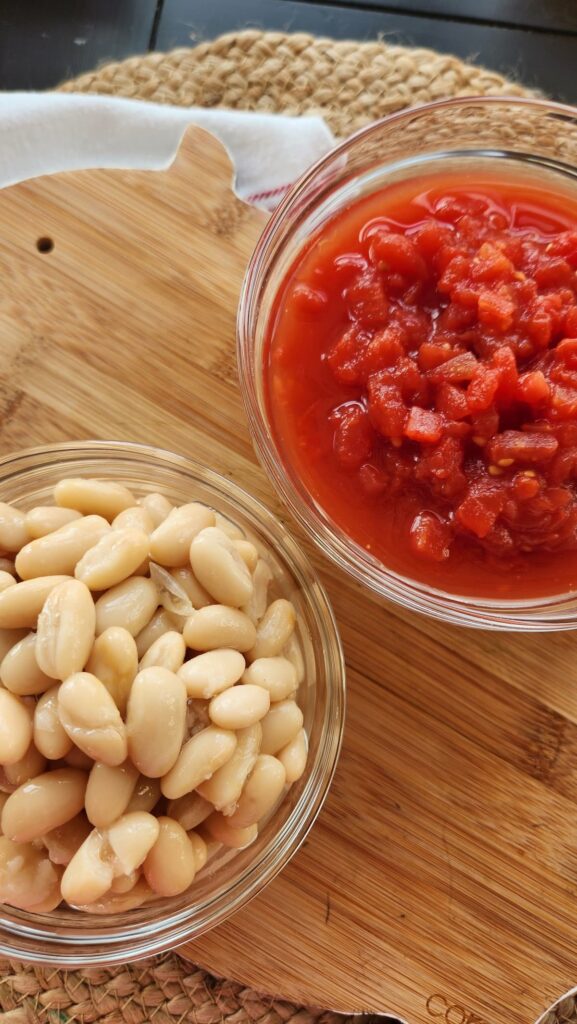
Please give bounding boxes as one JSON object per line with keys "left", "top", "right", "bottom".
{"left": 487, "top": 430, "right": 559, "bottom": 465}
{"left": 409, "top": 512, "right": 451, "bottom": 561}
{"left": 516, "top": 370, "right": 550, "bottom": 406}
{"left": 477, "top": 289, "right": 516, "bottom": 332}
{"left": 554, "top": 338, "right": 577, "bottom": 367}
{"left": 363, "top": 325, "right": 405, "bottom": 375}
{"left": 343, "top": 270, "right": 389, "bottom": 326}
{"left": 358, "top": 463, "right": 388, "bottom": 496}
{"left": 466, "top": 366, "right": 501, "bottom": 413}
{"left": 367, "top": 373, "right": 407, "bottom": 441}
{"left": 436, "top": 383, "right": 469, "bottom": 420}
{"left": 456, "top": 483, "right": 507, "bottom": 538}
{"left": 332, "top": 405, "right": 375, "bottom": 470}
{"left": 404, "top": 406, "right": 443, "bottom": 443}
{"left": 370, "top": 230, "right": 428, "bottom": 279}
{"left": 327, "top": 327, "right": 366, "bottom": 386}
{"left": 417, "top": 342, "right": 453, "bottom": 371}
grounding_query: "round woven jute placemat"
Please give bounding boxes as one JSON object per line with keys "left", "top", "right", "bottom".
{"left": 0, "top": 28, "right": 539, "bottom": 1024}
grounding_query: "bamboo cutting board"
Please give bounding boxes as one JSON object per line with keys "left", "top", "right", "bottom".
{"left": 0, "top": 125, "right": 574, "bottom": 1024}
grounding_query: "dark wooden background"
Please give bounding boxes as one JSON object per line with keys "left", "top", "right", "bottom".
{"left": 0, "top": 0, "right": 576, "bottom": 103}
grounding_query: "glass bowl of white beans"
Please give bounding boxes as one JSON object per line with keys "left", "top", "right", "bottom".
{"left": 0, "top": 440, "right": 345, "bottom": 966}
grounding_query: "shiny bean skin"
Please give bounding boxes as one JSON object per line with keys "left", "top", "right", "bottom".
{"left": 58, "top": 672, "right": 128, "bottom": 766}
{"left": 149, "top": 503, "right": 215, "bottom": 567}
{"left": 241, "top": 657, "right": 297, "bottom": 702}
{"left": 161, "top": 727, "right": 237, "bottom": 800}
{"left": 139, "top": 630, "right": 186, "bottom": 672}
{"left": 139, "top": 492, "right": 174, "bottom": 528}
{"left": 110, "top": 869, "right": 140, "bottom": 894}
{"left": 0, "top": 690, "right": 33, "bottom": 765}
{"left": 190, "top": 527, "right": 253, "bottom": 607}
{"left": 94, "top": 576, "right": 158, "bottom": 637}
{"left": 0, "top": 632, "right": 53, "bottom": 695}
{"left": 198, "top": 723, "right": 261, "bottom": 813}
{"left": 42, "top": 814, "right": 92, "bottom": 866}
{"left": 0, "top": 571, "right": 15, "bottom": 594}
{"left": 260, "top": 700, "right": 304, "bottom": 756}
{"left": 209, "top": 685, "right": 270, "bottom": 730}
{"left": 170, "top": 567, "right": 212, "bottom": 609}
{"left": 166, "top": 791, "right": 213, "bottom": 831}
{"left": 26, "top": 506, "right": 83, "bottom": 539}
{"left": 75, "top": 528, "right": 150, "bottom": 591}
{"left": 34, "top": 686, "right": 73, "bottom": 759}
{"left": 107, "top": 812, "right": 160, "bottom": 874}
{"left": 135, "top": 608, "right": 175, "bottom": 658}
{"left": 54, "top": 478, "right": 136, "bottom": 521}
{"left": 126, "top": 667, "right": 187, "bottom": 778}
{"left": 0, "top": 627, "right": 27, "bottom": 662}
{"left": 241, "top": 559, "right": 272, "bottom": 625}
{"left": 226, "top": 755, "right": 286, "bottom": 829}
{"left": 0, "top": 576, "right": 71, "bottom": 629}
{"left": 247, "top": 600, "right": 296, "bottom": 661}
{"left": 85, "top": 626, "right": 138, "bottom": 718}
{"left": 15, "top": 515, "right": 110, "bottom": 580}
{"left": 234, "top": 539, "right": 259, "bottom": 573}
{"left": 4, "top": 743, "right": 47, "bottom": 787}
{"left": 0, "top": 836, "right": 62, "bottom": 910}
{"left": 112, "top": 506, "right": 154, "bottom": 534}
{"left": 188, "top": 830, "right": 208, "bottom": 872}
{"left": 1, "top": 769, "right": 87, "bottom": 842}
{"left": 61, "top": 829, "right": 114, "bottom": 905}
{"left": 0, "top": 503, "right": 29, "bottom": 553}
{"left": 203, "top": 813, "right": 258, "bottom": 849}
{"left": 183, "top": 606, "right": 256, "bottom": 653}
{"left": 178, "top": 649, "right": 245, "bottom": 699}
{"left": 143, "top": 816, "right": 196, "bottom": 896}
{"left": 278, "top": 729, "right": 308, "bottom": 783}
{"left": 36, "top": 580, "right": 96, "bottom": 680}
{"left": 126, "top": 777, "right": 161, "bottom": 814}
{"left": 85, "top": 761, "right": 139, "bottom": 828}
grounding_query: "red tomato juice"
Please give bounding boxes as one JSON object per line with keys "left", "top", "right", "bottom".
{"left": 265, "top": 171, "right": 577, "bottom": 599}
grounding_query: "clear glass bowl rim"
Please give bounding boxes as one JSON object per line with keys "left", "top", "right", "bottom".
{"left": 0, "top": 440, "right": 345, "bottom": 965}
{"left": 237, "top": 94, "right": 577, "bottom": 631}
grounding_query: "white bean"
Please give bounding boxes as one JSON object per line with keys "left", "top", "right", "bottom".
{"left": 126, "top": 667, "right": 187, "bottom": 778}
{"left": 143, "top": 816, "right": 196, "bottom": 896}
{"left": 74, "top": 878, "right": 154, "bottom": 914}
{"left": 36, "top": 579, "right": 96, "bottom": 680}
{"left": 61, "top": 829, "right": 113, "bottom": 905}
{"left": 213, "top": 513, "right": 244, "bottom": 540}
{"left": 283, "top": 633, "right": 305, "bottom": 686}
{"left": 260, "top": 700, "right": 304, "bottom": 755}
{"left": 166, "top": 791, "right": 213, "bottom": 831}
{"left": 198, "top": 723, "right": 261, "bottom": 813}
{"left": 54, "top": 478, "right": 136, "bottom": 521}
{"left": 184, "top": 606, "right": 256, "bottom": 653}
{"left": 169, "top": 567, "right": 212, "bottom": 609}
{"left": 178, "top": 649, "right": 245, "bottom": 699}
{"left": 94, "top": 576, "right": 158, "bottom": 637}
{"left": 278, "top": 729, "right": 308, "bottom": 783}
{"left": 26, "top": 506, "right": 83, "bottom": 539}
{"left": 0, "top": 571, "right": 15, "bottom": 594}
{"left": 247, "top": 599, "right": 296, "bottom": 660}
{"left": 3, "top": 742, "right": 47, "bottom": 787}
{"left": 58, "top": 672, "right": 128, "bottom": 766}
{"left": 0, "top": 631, "right": 53, "bottom": 695}
{"left": 188, "top": 830, "right": 208, "bottom": 872}
{"left": 139, "top": 631, "right": 186, "bottom": 672}
{"left": 209, "top": 685, "right": 270, "bottom": 730}
{"left": 107, "top": 811, "right": 160, "bottom": 875}
{"left": 85, "top": 626, "right": 138, "bottom": 717}
{"left": 85, "top": 761, "right": 139, "bottom": 828}
{"left": 0, "top": 576, "right": 71, "bottom": 629}
{"left": 42, "top": 814, "right": 92, "bottom": 866}
{"left": 138, "top": 492, "right": 174, "bottom": 528}
{"left": 112, "top": 506, "right": 154, "bottom": 534}
{"left": 241, "top": 657, "right": 297, "bottom": 702}
{"left": 1, "top": 768, "right": 87, "bottom": 842}
{"left": 0, "top": 627, "right": 27, "bottom": 661}
{"left": 190, "top": 527, "right": 253, "bottom": 607}
{"left": 234, "top": 540, "right": 259, "bottom": 573}
{"left": 75, "top": 528, "right": 150, "bottom": 590}
{"left": 0, "top": 503, "right": 29, "bottom": 553}
{"left": 241, "top": 558, "right": 273, "bottom": 625}
{"left": 15, "top": 515, "right": 110, "bottom": 579}
{"left": 149, "top": 503, "right": 215, "bottom": 567}
{"left": 161, "top": 726, "right": 237, "bottom": 800}
{"left": 203, "top": 813, "right": 258, "bottom": 849}
{"left": 0, "top": 836, "right": 62, "bottom": 910}
{"left": 135, "top": 607, "right": 175, "bottom": 657}
{"left": 0, "top": 690, "right": 33, "bottom": 765}
{"left": 126, "top": 777, "right": 161, "bottom": 814}
{"left": 226, "top": 755, "right": 286, "bottom": 829}
{"left": 34, "top": 685, "right": 72, "bottom": 760}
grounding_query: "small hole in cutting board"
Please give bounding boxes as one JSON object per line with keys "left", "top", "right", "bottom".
{"left": 36, "top": 237, "right": 54, "bottom": 254}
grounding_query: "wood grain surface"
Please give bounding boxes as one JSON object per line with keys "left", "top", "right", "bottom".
{"left": 0, "top": 125, "right": 574, "bottom": 1024}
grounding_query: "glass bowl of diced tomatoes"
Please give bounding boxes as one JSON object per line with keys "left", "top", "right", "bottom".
{"left": 238, "top": 96, "right": 577, "bottom": 629}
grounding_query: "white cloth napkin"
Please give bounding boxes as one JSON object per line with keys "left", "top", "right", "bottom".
{"left": 0, "top": 93, "right": 335, "bottom": 209}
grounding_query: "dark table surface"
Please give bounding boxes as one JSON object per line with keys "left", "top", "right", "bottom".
{"left": 0, "top": 0, "right": 576, "bottom": 104}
